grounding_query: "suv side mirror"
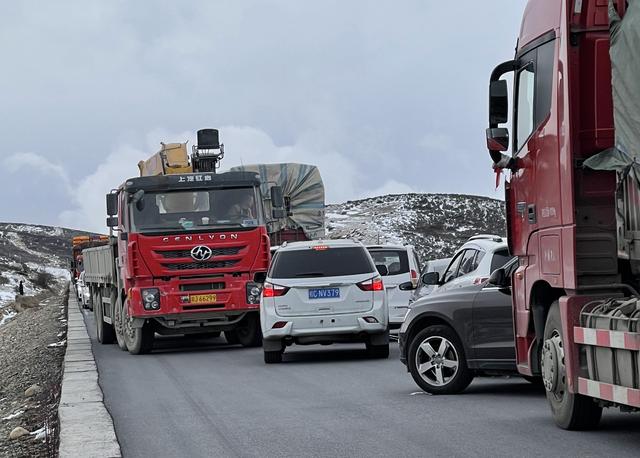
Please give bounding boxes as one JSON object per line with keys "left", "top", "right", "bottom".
{"left": 376, "top": 264, "right": 389, "bottom": 276}
{"left": 399, "top": 281, "right": 416, "bottom": 291}
{"left": 488, "top": 268, "right": 507, "bottom": 287}
{"left": 270, "top": 186, "right": 284, "bottom": 209}
{"left": 421, "top": 271, "right": 439, "bottom": 285}
{"left": 106, "top": 192, "right": 118, "bottom": 216}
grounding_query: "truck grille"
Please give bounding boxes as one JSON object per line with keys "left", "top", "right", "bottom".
{"left": 163, "top": 260, "right": 239, "bottom": 270}
{"left": 157, "top": 247, "right": 241, "bottom": 259}
{"left": 180, "top": 282, "right": 225, "bottom": 291}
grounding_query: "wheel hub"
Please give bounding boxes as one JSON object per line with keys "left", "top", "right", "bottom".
{"left": 541, "top": 333, "right": 564, "bottom": 395}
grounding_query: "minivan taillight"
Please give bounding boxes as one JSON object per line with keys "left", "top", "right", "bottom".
{"left": 357, "top": 277, "right": 384, "bottom": 291}
{"left": 410, "top": 269, "right": 418, "bottom": 287}
{"left": 262, "top": 282, "right": 289, "bottom": 297}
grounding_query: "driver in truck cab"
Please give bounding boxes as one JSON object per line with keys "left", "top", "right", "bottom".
{"left": 224, "top": 193, "right": 256, "bottom": 220}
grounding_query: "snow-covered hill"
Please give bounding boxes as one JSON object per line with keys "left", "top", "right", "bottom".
{"left": 326, "top": 193, "right": 506, "bottom": 262}
{"left": 0, "top": 193, "right": 504, "bottom": 309}
{"left": 0, "top": 223, "right": 96, "bottom": 312}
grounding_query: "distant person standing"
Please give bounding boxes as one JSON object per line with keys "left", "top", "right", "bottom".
{"left": 18, "top": 280, "right": 24, "bottom": 296}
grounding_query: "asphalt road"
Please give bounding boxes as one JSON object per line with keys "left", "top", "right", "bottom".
{"left": 83, "top": 310, "right": 640, "bottom": 458}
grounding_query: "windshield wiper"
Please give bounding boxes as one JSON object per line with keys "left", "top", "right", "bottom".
{"left": 294, "top": 272, "right": 325, "bottom": 277}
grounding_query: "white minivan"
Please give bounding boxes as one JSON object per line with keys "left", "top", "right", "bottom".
{"left": 261, "top": 239, "right": 389, "bottom": 363}
{"left": 366, "top": 245, "right": 421, "bottom": 330}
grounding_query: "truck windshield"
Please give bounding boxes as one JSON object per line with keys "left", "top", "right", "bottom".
{"left": 130, "top": 187, "right": 262, "bottom": 232}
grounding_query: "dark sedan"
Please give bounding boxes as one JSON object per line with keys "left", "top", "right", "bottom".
{"left": 399, "top": 256, "right": 522, "bottom": 394}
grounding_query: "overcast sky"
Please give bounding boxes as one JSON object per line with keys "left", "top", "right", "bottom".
{"left": 0, "top": 1, "right": 526, "bottom": 233}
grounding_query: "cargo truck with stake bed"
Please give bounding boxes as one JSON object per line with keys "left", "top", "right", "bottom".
{"left": 83, "top": 129, "right": 324, "bottom": 354}
{"left": 486, "top": 0, "right": 640, "bottom": 429}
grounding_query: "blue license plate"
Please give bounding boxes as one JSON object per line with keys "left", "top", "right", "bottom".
{"left": 308, "top": 288, "right": 340, "bottom": 299}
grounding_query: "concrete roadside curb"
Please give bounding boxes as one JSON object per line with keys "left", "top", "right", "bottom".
{"left": 58, "top": 290, "right": 121, "bottom": 458}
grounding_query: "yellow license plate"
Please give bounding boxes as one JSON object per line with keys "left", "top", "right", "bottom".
{"left": 189, "top": 294, "right": 217, "bottom": 304}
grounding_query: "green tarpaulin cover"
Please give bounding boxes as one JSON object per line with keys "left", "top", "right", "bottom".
{"left": 584, "top": 0, "right": 640, "bottom": 178}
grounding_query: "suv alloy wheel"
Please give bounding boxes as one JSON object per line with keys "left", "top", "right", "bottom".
{"left": 408, "top": 325, "right": 473, "bottom": 394}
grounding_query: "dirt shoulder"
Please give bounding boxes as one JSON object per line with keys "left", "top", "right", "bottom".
{"left": 0, "top": 286, "right": 68, "bottom": 458}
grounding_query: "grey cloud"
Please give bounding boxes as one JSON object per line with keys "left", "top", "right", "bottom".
{"left": 0, "top": 0, "right": 526, "bottom": 229}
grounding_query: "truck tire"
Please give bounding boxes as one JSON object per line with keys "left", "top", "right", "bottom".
{"left": 407, "top": 325, "right": 473, "bottom": 394}
{"left": 95, "top": 293, "right": 115, "bottom": 345}
{"left": 542, "top": 302, "right": 602, "bottom": 430}
{"left": 113, "top": 296, "right": 128, "bottom": 351}
{"left": 122, "top": 304, "right": 154, "bottom": 355}
{"left": 237, "top": 313, "right": 263, "bottom": 347}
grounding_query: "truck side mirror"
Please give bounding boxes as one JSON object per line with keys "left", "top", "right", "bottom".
{"left": 106, "top": 216, "right": 118, "bottom": 228}
{"left": 270, "top": 186, "right": 284, "bottom": 209}
{"left": 106, "top": 193, "right": 118, "bottom": 216}
{"left": 489, "top": 79, "right": 509, "bottom": 125}
{"left": 272, "top": 208, "right": 286, "bottom": 219}
{"left": 421, "top": 271, "right": 439, "bottom": 285}
{"left": 486, "top": 128, "right": 510, "bottom": 152}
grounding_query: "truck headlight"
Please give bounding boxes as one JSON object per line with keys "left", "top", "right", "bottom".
{"left": 142, "top": 288, "right": 160, "bottom": 310}
{"left": 246, "top": 283, "right": 262, "bottom": 304}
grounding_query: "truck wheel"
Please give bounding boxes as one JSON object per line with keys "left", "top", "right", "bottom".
{"left": 408, "top": 325, "right": 473, "bottom": 394}
{"left": 542, "top": 302, "right": 602, "bottom": 430}
{"left": 113, "top": 298, "right": 128, "bottom": 351}
{"left": 123, "top": 305, "right": 154, "bottom": 355}
{"left": 87, "top": 289, "right": 94, "bottom": 311}
{"left": 95, "top": 295, "right": 115, "bottom": 345}
{"left": 237, "top": 314, "right": 263, "bottom": 347}
{"left": 264, "top": 350, "right": 283, "bottom": 364}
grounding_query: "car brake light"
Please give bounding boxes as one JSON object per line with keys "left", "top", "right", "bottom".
{"left": 410, "top": 269, "right": 418, "bottom": 287}
{"left": 262, "top": 282, "right": 289, "bottom": 297}
{"left": 357, "top": 277, "right": 384, "bottom": 291}
{"left": 312, "top": 245, "right": 329, "bottom": 251}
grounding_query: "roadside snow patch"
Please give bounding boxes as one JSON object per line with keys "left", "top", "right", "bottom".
{"left": 0, "top": 309, "right": 17, "bottom": 326}
{"left": 47, "top": 340, "right": 66, "bottom": 348}
{"left": 2, "top": 409, "right": 24, "bottom": 421}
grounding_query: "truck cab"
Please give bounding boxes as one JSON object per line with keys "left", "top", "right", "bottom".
{"left": 102, "top": 170, "right": 274, "bottom": 352}
{"left": 486, "top": 0, "right": 640, "bottom": 429}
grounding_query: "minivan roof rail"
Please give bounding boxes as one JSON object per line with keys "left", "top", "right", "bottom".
{"left": 467, "top": 234, "right": 504, "bottom": 242}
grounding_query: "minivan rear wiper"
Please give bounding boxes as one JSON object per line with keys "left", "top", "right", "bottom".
{"left": 294, "top": 272, "right": 325, "bottom": 277}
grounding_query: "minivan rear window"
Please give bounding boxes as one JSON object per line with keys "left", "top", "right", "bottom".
{"left": 368, "top": 249, "right": 410, "bottom": 276}
{"left": 270, "top": 247, "right": 375, "bottom": 279}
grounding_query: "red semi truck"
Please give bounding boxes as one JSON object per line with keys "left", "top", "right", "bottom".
{"left": 487, "top": 0, "right": 640, "bottom": 429}
{"left": 83, "top": 129, "right": 324, "bottom": 354}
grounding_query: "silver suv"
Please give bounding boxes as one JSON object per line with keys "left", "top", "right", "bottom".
{"left": 422, "top": 235, "right": 511, "bottom": 296}
{"left": 261, "top": 239, "right": 389, "bottom": 363}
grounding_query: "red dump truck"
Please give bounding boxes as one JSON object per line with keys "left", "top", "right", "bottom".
{"left": 83, "top": 129, "right": 325, "bottom": 354}
{"left": 487, "top": 0, "right": 640, "bottom": 429}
